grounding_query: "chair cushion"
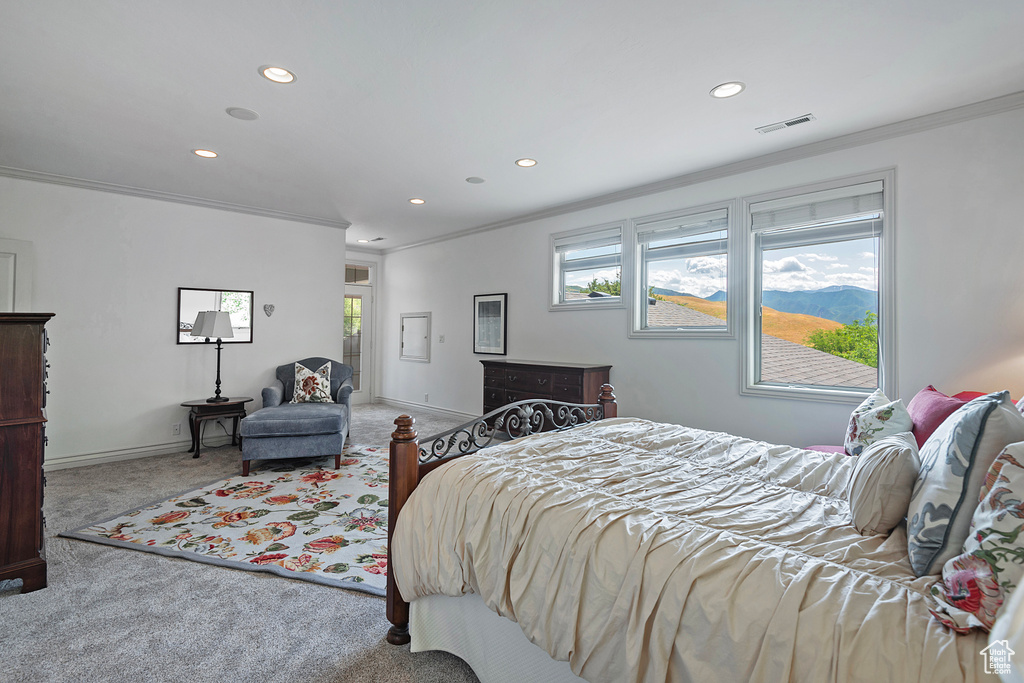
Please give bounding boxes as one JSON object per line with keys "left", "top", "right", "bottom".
{"left": 240, "top": 404, "right": 346, "bottom": 438}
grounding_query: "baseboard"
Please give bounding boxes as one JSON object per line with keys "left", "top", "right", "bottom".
{"left": 43, "top": 435, "right": 235, "bottom": 471}
{"left": 375, "top": 396, "right": 477, "bottom": 423}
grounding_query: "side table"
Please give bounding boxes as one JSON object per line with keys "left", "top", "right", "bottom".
{"left": 181, "top": 397, "right": 254, "bottom": 459}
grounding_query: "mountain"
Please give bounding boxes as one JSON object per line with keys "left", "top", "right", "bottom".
{"left": 651, "top": 287, "right": 696, "bottom": 297}
{"left": 699, "top": 286, "right": 876, "bottom": 325}
{"left": 761, "top": 286, "right": 876, "bottom": 325}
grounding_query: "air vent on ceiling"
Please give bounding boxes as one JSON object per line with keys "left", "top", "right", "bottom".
{"left": 756, "top": 113, "right": 816, "bottom": 134}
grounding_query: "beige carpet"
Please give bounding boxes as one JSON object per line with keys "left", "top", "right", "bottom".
{"left": 0, "top": 402, "right": 480, "bottom": 683}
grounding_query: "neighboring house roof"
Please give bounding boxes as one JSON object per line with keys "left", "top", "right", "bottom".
{"left": 760, "top": 335, "right": 877, "bottom": 388}
{"left": 646, "top": 299, "right": 877, "bottom": 389}
{"left": 646, "top": 299, "right": 723, "bottom": 327}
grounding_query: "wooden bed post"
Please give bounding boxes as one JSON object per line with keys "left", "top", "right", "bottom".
{"left": 386, "top": 415, "right": 419, "bottom": 645}
{"left": 598, "top": 384, "right": 617, "bottom": 419}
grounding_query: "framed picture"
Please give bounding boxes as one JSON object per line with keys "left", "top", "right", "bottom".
{"left": 473, "top": 293, "right": 508, "bottom": 355}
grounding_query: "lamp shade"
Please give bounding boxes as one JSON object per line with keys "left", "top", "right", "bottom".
{"left": 190, "top": 311, "right": 234, "bottom": 340}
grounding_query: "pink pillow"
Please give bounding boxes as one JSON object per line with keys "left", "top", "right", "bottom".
{"left": 907, "top": 386, "right": 968, "bottom": 448}
{"left": 804, "top": 445, "right": 847, "bottom": 454}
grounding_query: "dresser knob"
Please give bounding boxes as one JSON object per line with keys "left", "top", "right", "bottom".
{"left": 538, "top": 378, "right": 547, "bottom": 386}
{"left": 508, "top": 375, "right": 517, "bottom": 382}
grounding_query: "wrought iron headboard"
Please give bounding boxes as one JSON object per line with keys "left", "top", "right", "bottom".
{"left": 418, "top": 395, "right": 611, "bottom": 465}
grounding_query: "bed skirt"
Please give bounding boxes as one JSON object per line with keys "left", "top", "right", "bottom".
{"left": 410, "top": 593, "right": 585, "bottom": 683}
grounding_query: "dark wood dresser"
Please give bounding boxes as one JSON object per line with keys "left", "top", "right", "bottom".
{"left": 481, "top": 360, "right": 611, "bottom": 415}
{"left": 0, "top": 312, "right": 53, "bottom": 593}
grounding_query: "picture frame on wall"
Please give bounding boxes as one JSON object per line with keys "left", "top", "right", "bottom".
{"left": 473, "top": 293, "right": 507, "bottom": 355}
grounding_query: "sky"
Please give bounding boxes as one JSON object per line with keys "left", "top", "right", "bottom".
{"left": 567, "top": 236, "right": 879, "bottom": 298}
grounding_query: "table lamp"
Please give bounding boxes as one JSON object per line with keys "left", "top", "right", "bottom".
{"left": 191, "top": 310, "right": 234, "bottom": 403}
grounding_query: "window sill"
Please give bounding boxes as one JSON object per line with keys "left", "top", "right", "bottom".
{"left": 740, "top": 382, "right": 873, "bottom": 404}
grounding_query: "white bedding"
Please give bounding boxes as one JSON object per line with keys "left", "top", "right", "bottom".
{"left": 392, "top": 417, "right": 987, "bottom": 683}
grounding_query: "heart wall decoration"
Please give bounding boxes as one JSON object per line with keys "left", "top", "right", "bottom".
{"left": 264, "top": 304, "right": 275, "bottom": 317}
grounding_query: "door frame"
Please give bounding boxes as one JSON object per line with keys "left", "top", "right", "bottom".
{"left": 345, "top": 258, "right": 377, "bottom": 404}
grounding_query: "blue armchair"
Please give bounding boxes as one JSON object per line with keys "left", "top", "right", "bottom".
{"left": 239, "top": 357, "right": 353, "bottom": 476}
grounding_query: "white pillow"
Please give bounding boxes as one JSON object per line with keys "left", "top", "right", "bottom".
{"left": 844, "top": 388, "right": 913, "bottom": 456}
{"left": 846, "top": 432, "right": 920, "bottom": 535}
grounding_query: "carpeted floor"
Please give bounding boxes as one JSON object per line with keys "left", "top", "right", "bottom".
{"left": 0, "top": 402, "right": 480, "bottom": 683}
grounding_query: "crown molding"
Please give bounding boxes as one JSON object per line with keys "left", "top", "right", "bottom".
{"left": 0, "top": 166, "right": 351, "bottom": 230}
{"left": 384, "top": 90, "right": 1024, "bottom": 254}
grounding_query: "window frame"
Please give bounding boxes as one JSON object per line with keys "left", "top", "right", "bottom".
{"left": 625, "top": 201, "right": 737, "bottom": 339}
{"left": 549, "top": 221, "right": 626, "bottom": 311}
{"left": 740, "top": 170, "right": 897, "bottom": 403}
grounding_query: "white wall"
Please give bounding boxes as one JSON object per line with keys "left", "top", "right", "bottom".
{"left": 0, "top": 177, "right": 348, "bottom": 468}
{"left": 377, "top": 107, "right": 1024, "bottom": 446}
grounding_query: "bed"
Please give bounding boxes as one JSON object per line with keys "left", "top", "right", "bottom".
{"left": 384, "top": 386, "right": 991, "bottom": 682}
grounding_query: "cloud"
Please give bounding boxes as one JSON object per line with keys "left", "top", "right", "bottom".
{"left": 763, "top": 256, "right": 808, "bottom": 273}
{"left": 828, "top": 263, "right": 850, "bottom": 269}
{"left": 646, "top": 255, "right": 727, "bottom": 297}
{"left": 799, "top": 253, "right": 839, "bottom": 262}
{"left": 858, "top": 251, "right": 877, "bottom": 259}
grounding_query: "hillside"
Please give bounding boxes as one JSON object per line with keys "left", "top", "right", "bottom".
{"left": 660, "top": 295, "right": 843, "bottom": 345}
{"left": 701, "top": 286, "right": 876, "bottom": 325}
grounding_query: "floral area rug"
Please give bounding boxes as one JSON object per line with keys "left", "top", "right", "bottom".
{"left": 59, "top": 444, "right": 391, "bottom": 596}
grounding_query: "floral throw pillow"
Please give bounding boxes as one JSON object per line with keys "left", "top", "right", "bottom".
{"left": 930, "top": 441, "right": 1024, "bottom": 632}
{"left": 907, "top": 392, "right": 1024, "bottom": 576}
{"left": 290, "top": 362, "right": 332, "bottom": 403}
{"left": 844, "top": 388, "right": 913, "bottom": 456}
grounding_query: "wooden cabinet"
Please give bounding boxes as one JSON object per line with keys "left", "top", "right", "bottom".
{"left": 0, "top": 312, "right": 53, "bottom": 593}
{"left": 481, "top": 360, "right": 611, "bottom": 417}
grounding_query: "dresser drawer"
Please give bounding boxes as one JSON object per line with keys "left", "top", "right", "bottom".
{"left": 505, "top": 370, "right": 552, "bottom": 393}
{"left": 551, "top": 384, "right": 583, "bottom": 402}
{"left": 553, "top": 371, "right": 583, "bottom": 386}
{"left": 503, "top": 389, "right": 550, "bottom": 403}
{"left": 484, "top": 367, "right": 504, "bottom": 379}
{"left": 484, "top": 375, "right": 504, "bottom": 389}
{"left": 484, "top": 388, "right": 505, "bottom": 406}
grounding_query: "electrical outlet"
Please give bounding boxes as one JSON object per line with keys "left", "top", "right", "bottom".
{"left": 439, "top": 334, "right": 445, "bottom": 343}
{"left": 172, "top": 423, "right": 181, "bottom": 436}
{"left": 424, "top": 393, "right": 429, "bottom": 403}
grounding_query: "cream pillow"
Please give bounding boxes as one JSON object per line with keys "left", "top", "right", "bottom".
{"left": 844, "top": 388, "right": 913, "bottom": 456}
{"left": 847, "top": 431, "right": 920, "bottom": 535}
{"left": 290, "top": 362, "right": 332, "bottom": 403}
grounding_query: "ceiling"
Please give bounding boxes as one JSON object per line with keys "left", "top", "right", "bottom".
{"left": 3, "top": 1, "right": 1024, "bottom": 251}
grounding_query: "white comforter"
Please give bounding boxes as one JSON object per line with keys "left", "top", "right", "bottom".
{"left": 392, "top": 418, "right": 987, "bottom": 683}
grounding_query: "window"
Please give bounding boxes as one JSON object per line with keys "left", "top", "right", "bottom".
{"left": 743, "top": 174, "right": 894, "bottom": 401}
{"left": 550, "top": 222, "right": 624, "bottom": 310}
{"left": 628, "top": 204, "right": 733, "bottom": 337}
{"left": 345, "top": 264, "right": 370, "bottom": 284}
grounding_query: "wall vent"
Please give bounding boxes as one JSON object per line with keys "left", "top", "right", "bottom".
{"left": 756, "top": 113, "right": 816, "bottom": 134}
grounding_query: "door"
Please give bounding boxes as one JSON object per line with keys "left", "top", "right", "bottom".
{"left": 344, "top": 285, "right": 373, "bottom": 404}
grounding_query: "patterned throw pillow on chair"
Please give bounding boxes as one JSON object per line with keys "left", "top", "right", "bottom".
{"left": 291, "top": 362, "right": 332, "bottom": 403}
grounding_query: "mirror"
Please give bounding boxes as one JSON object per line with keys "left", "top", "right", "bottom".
{"left": 178, "top": 287, "right": 254, "bottom": 344}
{"left": 399, "top": 312, "right": 431, "bottom": 362}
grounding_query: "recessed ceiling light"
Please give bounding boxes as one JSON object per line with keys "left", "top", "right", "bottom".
{"left": 357, "top": 239, "right": 370, "bottom": 243}
{"left": 409, "top": 198, "right": 426, "bottom": 205}
{"left": 466, "top": 176, "right": 486, "bottom": 184}
{"left": 259, "top": 65, "right": 296, "bottom": 84}
{"left": 226, "top": 107, "right": 259, "bottom": 121}
{"left": 710, "top": 82, "right": 745, "bottom": 98}
{"left": 515, "top": 158, "right": 537, "bottom": 167}
{"left": 193, "top": 149, "right": 218, "bottom": 158}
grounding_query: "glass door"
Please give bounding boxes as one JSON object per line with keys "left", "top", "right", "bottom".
{"left": 344, "top": 284, "right": 373, "bottom": 404}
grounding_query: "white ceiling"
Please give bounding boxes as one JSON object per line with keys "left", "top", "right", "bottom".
{"left": 3, "top": 1, "right": 1024, "bottom": 251}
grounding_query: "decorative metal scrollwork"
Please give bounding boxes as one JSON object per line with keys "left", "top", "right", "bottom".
{"left": 417, "top": 399, "right": 605, "bottom": 464}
